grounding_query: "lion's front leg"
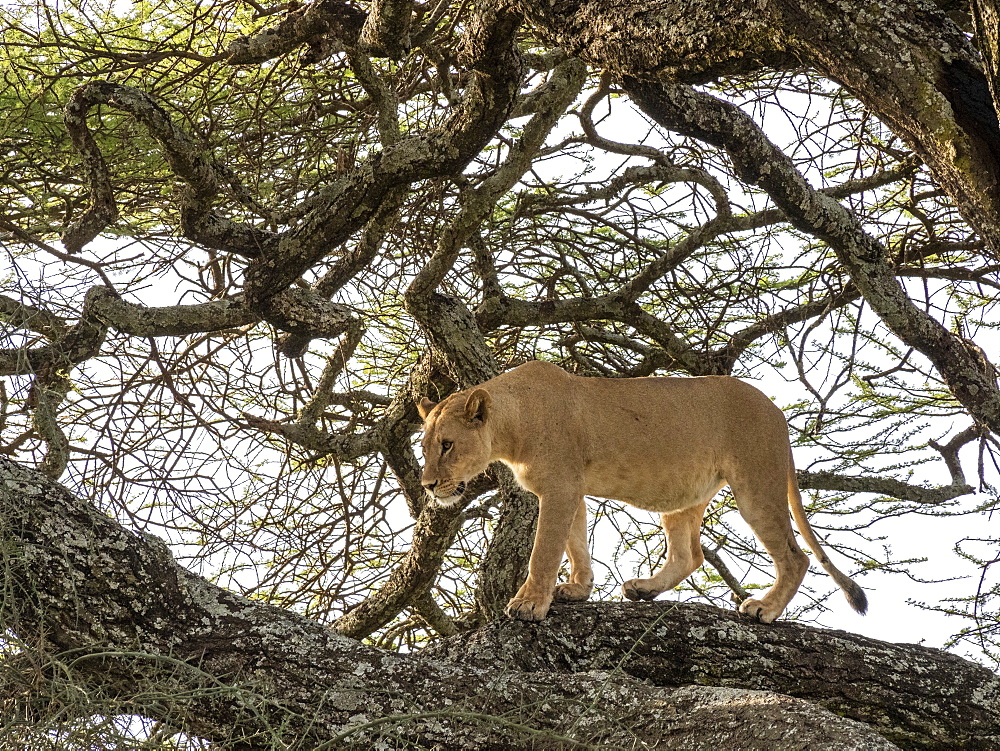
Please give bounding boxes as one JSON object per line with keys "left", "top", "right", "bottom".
{"left": 506, "top": 489, "right": 581, "bottom": 622}
{"left": 553, "top": 496, "right": 593, "bottom": 603}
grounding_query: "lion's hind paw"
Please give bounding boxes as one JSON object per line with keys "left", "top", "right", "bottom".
{"left": 622, "top": 579, "right": 663, "bottom": 602}
{"left": 737, "top": 597, "right": 782, "bottom": 623}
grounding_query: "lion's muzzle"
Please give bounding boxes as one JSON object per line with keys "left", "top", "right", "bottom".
{"left": 426, "top": 480, "right": 467, "bottom": 507}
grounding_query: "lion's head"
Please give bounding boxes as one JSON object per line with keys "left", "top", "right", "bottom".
{"left": 417, "top": 389, "right": 492, "bottom": 506}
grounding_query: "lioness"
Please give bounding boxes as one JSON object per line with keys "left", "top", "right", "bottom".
{"left": 418, "top": 360, "right": 868, "bottom": 623}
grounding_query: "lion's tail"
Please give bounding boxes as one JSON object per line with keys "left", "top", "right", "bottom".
{"left": 787, "top": 456, "right": 869, "bottom": 615}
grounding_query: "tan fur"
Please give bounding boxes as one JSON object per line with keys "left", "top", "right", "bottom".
{"left": 418, "top": 361, "right": 868, "bottom": 623}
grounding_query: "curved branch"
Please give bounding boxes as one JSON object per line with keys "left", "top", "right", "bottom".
{"left": 29, "top": 370, "right": 71, "bottom": 478}
{"left": 225, "top": 0, "right": 367, "bottom": 65}
{"left": 406, "top": 57, "right": 585, "bottom": 384}
{"left": 62, "top": 81, "right": 279, "bottom": 257}
{"left": 408, "top": 57, "right": 587, "bottom": 298}
{"left": 718, "top": 285, "right": 862, "bottom": 368}
{"left": 332, "top": 501, "right": 467, "bottom": 639}
{"left": 61, "top": 85, "right": 120, "bottom": 254}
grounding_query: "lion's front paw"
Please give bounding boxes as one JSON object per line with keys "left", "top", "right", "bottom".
{"left": 738, "top": 597, "right": 782, "bottom": 623}
{"left": 622, "top": 578, "right": 663, "bottom": 602}
{"left": 505, "top": 595, "right": 551, "bottom": 622}
{"left": 553, "top": 581, "right": 593, "bottom": 603}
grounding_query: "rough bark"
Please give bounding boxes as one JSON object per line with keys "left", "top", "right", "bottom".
{"left": 430, "top": 601, "right": 1000, "bottom": 750}
{"left": 2, "top": 457, "right": 996, "bottom": 749}
{"left": 975, "top": 1, "right": 1000, "bottom": 116}
{"left": 358, "top": 0, "right": 412, "bottom": 58}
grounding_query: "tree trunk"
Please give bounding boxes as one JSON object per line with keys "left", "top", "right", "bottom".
{"left": 2, "top": 457, "right": 997, "bottom": 748}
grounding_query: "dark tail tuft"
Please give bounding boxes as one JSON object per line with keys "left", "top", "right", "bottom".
{"left": 844, "top": 579, "right": 868, "bottom": 615}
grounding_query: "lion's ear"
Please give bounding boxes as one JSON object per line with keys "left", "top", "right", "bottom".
{"left": 417, "top": 397, "right": 437, "bottom": 420}
{"left": 464, "top": 389, "right": 491, "bottom": 424}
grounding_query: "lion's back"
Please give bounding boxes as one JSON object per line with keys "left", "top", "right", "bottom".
{"left": 484, "top": 363, "right": 791, "bottom": 509}
{"left": 494, "top": 362, "right": 786, "bottom": 447}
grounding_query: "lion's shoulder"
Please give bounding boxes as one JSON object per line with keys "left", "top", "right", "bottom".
{"left": 508, "top": 360, "right": 570, "bottom": 377}
{"left": 495, "top": 360, "right": 575, "bottom": 389}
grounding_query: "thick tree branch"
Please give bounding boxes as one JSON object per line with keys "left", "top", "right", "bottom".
{"left": 429, "top": 601, "right": 1000, "bottom": 749}
{"left": 515, "top": 0, "right": 1000, "bottom": 256}
{"left": 799, "top": 471, "right": 974, "bottom": 505}
{"left": 0, "top": 288, "right": 109, "bottom": 478}
{"left": 225, "top": 0, "right": 367, "bottom": 65}
{"left": 85, "top": 287, "right": 257, "bottom": 337}
{"left": 3, "top": 456, "right": 920, "bottom": 749}
{"left": 0, "top": 288, "right": 257, "bottom": 376}
{"left": 358, "top": 0, "right": 412, "bottom": 59}
{"left": 973, "top": 0, "right": 1000, "bottom": 119}
{"left": 772, "top": 0, "right": 1000, "bottom": 256}
{"left": 61, "top": 85, "right": 120, "bottom": 254}
{"left": 243, "top": 8, "right": 524, "bottom": 306}
{"left": 0, "top": 457, "right": 908, "bottom": 749}
{"left": 512, "top": 0, "right": 797, "bottom": 84}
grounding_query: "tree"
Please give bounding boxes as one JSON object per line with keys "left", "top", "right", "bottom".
{"left": 1, "top": 0, "right": 999, "bottom": 746}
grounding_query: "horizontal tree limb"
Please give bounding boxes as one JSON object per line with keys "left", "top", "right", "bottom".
{"left": 428, "top": 599, "right": 1000, "bottom": 749}
{"left": 10, "top": 457, "right": 991, "bottom": 748}
{"left": 799, "top": 471, "right": 974, "bottom": 505}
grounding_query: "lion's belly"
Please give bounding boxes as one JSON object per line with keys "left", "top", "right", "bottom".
{"left": 582, "top": 461, "right": 726, "bottom": 513}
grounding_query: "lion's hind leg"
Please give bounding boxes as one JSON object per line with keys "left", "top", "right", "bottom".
{"left": 731, "top": 479, "right": 809, "bottom": 623}
{"left": 553, "top": 496, "right": 594, "bottom": 602}
{"left": 622, "top": 501, "right": 708, "bottom": 602}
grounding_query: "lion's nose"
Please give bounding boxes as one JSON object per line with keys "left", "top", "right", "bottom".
{"left": 422, "top": 479, "right": 438, "bottom": 492}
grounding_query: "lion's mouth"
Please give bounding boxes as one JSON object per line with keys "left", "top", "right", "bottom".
{"left": 432, "top": 481, "right": 467, "bottom": 507}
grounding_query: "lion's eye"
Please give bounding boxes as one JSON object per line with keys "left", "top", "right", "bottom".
{"left": 441, "top": 440, "right": 453, "bottom": 454}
